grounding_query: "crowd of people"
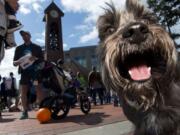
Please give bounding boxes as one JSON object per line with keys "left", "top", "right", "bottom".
{"left": 0, "top": 72, "right": 19, "bottom": 114}
{"left": 56, "top": 66, "right": 121, "bottom": 108}
{"left": 0, "top": 65, "right": 121, "bottom": 119}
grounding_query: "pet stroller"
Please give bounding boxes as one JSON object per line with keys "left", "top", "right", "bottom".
{"left": 39, "top": 61, "right": 91, "bottom": 119}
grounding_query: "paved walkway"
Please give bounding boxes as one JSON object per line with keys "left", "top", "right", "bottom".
{"left": 0, "top": 104, "right": 134, "bottom": 135}
{"left": 60, "top": 121, "right": 133, "bottom": 135}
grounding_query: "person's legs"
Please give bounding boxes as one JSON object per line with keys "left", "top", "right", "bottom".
{"left": 15, "top": 95, "right": 20, "bottom": 111}
{"left": 32, "top": 68, "right": 44, "bottom": 105}
{"left": 15, "top": 95, "right": 19, "bottom": 106}
{"left": 107, "top": 94, "right": 111, "bottom": 104}
{"left": 20, "top": 84, "right": 29, "bottom": 119}
{"left": 20, "top": 85, "right": 29, "bottom": 111}
{"left": 19, "top": 72, "right": 30, "bottom": 119}
{"left": 97, "top": 88, "right": 104, "bottom": 105}
{"left": 2, "top": 91, "right": 8, "bottom": 108}
{"left": 92, "top": 89, "right": 97, "bottom": 105}
{"left": 34, "top": 83, "right": 44, "bottom": 105}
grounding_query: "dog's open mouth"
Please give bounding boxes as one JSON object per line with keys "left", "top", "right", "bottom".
{"left": 128, "top": 64, "right": 151, "bottom": 81}
{"left": 118, "top": 50, "right": 166, "bottom": 82}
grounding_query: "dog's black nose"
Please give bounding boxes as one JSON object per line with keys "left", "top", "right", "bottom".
{"left": 122, "top": 22, "right": 149, "bottom": 43}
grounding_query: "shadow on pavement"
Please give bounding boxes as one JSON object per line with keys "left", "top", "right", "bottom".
{"left": 45, "top": 112, "right": 110, "bottom": 125}
{"left": 73, "top": 105, "right": 104, "bottom": 110}
{"left": 0, "top": 118, "right": 16, "bottom": 123}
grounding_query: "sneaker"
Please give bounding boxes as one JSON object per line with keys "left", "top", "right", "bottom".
{"left": 4, "top": 33, "right": 16, "bottom": 49}
{"left": 7, "top": 17, "right": 23, "bottom": 33}
{"left": 20, "top": 111, "right": 28, "bottom": 120}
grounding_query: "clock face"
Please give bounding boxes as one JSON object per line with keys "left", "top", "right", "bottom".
{"left": 50, "top": 10, "right": 58, "bottom": 18}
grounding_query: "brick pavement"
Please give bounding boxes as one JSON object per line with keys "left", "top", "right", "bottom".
{"left": 0, "top": 104, "right": 133, "bottom": 135}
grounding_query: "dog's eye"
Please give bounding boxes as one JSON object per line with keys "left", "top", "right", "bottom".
{"left": 106, "top": 27, "right": 115, "bottom": 35}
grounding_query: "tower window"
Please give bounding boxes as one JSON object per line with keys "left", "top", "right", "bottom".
{"left": 49, "top": 22, "right": 60, "bottom": 50}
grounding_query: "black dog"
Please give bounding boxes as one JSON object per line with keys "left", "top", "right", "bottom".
{"left": 97, "top": 0, "right": 180, "bottom": 134}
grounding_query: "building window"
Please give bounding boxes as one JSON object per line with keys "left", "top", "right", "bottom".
{"left": 91, "top": 55, "right": 98, "bottom": 67}
{"left": 65, "top": 57, "right": 71, "bottom": 63}
{"left": 74, "top": 56, "right": 86, "bottom": 67}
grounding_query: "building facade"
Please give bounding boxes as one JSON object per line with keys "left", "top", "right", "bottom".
{"left": 64, "top": 45, "right": 99, "bottom": 71}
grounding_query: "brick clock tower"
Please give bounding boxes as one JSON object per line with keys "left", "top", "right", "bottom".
{"left": 44, "top": 1, "right": 64, "bottom": 62}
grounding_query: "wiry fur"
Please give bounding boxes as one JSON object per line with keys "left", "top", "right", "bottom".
{"left": 97, "top": 0, "right": 180, "bottom": 135}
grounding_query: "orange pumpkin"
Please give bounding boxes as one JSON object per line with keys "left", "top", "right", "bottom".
{"left": 36, "top": 108, "right": 51, "bottom": 123}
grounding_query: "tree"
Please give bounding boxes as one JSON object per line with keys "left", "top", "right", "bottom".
{"left": 147, "top": 0, "right": 180, "bottom": 43}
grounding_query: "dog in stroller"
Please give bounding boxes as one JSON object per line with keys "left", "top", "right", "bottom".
{"left": 39, "top": 60, "right": 91, "bottom": 119}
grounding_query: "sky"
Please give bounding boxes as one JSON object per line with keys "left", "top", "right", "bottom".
{"left": 0, "top": 0, "right": 130, "bottom": 78}
{"left": 1, "top": 0, "right": 179, "bottom": 79}
{"left": 15, "top": 0, "right": 128, "bottom": 49}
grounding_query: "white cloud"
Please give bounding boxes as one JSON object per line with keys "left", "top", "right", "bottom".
{"left": 32, "top": 3, "right": 42, "bottom": 13}
{"left": 63, "top": 43, "right": 69, "bottom": 50}
{"left": 69, "top": 34, "right": 75, "bottom": 38}
{"left": 35, "top": 30, "right": 45, "bottom": 45}
{"left": 62, "top": 0, "right": 125, "bottom": 21}
{"left": 19, "top": 0, "right": 46, "bottom": 14}
{"left": 61, "top": 0, "right": 126, "bottom": 43}
{"left": 75, "top": 25, "right": 90, "bottom": 31}
{"left": 19, "top": 5, "right": 31, "bottom": 14}
{"left": 61, "top": 0, "right": 151, "bottom": 44}
{"left": 80, "top": 26, "right": 98, "bottom": 43}
{"left": 36, "top": 38, "right": 45, "bottom": 44}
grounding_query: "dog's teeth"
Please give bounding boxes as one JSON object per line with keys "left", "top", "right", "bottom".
{"left": 128, "top": 71, "right": 132, "bottom": 75}
{"left": 148, "top": 67, "right": 151, "bottom": 72}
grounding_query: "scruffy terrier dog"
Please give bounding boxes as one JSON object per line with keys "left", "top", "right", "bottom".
{"left": 97, "top": 0, "right": 180, "bottom": 135}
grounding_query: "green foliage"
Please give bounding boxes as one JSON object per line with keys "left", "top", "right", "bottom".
{"left": 147, "top": 0, "right": 180, "bottom": 40}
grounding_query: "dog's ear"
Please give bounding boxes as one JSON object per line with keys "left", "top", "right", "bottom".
{"left": 126, "top": 0, "right": 157, "bottom": 23}
{"left": 97, "top": 3, "right": 119, "bottom": 41}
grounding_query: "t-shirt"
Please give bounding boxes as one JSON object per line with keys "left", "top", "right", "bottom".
{"left": 77, "top": 76, "right": 87, "bottom": 88}
{"left": 13, "top": 42, "right": 43, "bottom": 74}
{"left": 5, "top": 77, "right": 16, "bottom": 90}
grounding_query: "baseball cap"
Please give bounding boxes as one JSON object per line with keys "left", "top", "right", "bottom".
{"left": 19, "top": 30, "right": 31, "bottom": 37}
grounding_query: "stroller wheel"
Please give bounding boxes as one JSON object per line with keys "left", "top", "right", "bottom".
{"left": 51, "top": 97, "right": 70, "bottom": 120}
{"left": 40, "top": 96, "right": 70, "bottom": 120}
{"left": 80, "top": 99, "right": 91, "bottom": 114}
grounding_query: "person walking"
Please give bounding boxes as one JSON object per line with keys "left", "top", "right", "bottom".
{"left": 0, "top": 75, "right": 3, "bottom": 118}
{"left": 13, "top": 30, "right": 44, "bottom": 119}
{"left": 77, "top": 72, "right": 87, "bottom": 90}
{"left": 1, "top": 77, "right": 7, "bottom": 107}
{"left": 5, "top": 72, "right": 20, "bottom": 111}
{"left": 6, "top": 72, "right": 17, "bottom": 98}
{"left": 88, "top": 66, "right": 104, "bottom": 105}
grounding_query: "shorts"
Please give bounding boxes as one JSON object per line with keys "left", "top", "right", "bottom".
{"left": 20, "top": 70, "right": 42, "bottom": 85}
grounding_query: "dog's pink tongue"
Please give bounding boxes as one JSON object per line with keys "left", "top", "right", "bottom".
{"left": 128, "top": 65, "right": 151, "bottom": 81}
